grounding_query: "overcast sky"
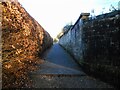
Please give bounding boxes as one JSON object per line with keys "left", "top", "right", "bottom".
{"left": 18, "top": 0, "right": 119, "bottom": 38}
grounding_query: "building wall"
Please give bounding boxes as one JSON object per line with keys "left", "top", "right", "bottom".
{"left": 59, "top": 11, "right": 120, "bottom": 87}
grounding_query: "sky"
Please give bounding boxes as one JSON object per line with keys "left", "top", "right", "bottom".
{"left": 18, "top": 0, "right": 119, "bottom": 38}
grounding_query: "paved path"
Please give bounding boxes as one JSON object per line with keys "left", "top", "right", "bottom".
{"left": 30, "top": 44, "right": 114, "bottom": 88}
{"left": 42, "top": 44, "right": 82, "bottom": 70}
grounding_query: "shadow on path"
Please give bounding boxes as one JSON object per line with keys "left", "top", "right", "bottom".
{"left": 42, "top": 43, "right": 82, "bottom": 70}
{"left": 30, "top": 43, "right": 114, "bottom": 88}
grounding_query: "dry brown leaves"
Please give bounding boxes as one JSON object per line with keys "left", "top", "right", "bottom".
{"left": 1, "top": 1, "right": 52, "bottom": 88}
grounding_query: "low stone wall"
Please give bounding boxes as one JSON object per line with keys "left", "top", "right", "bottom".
{"left": 59, "top": 11, "right": 120, "bottom": 87}
{"left": 1, "top": 0, "right": 53, "bottom": 88}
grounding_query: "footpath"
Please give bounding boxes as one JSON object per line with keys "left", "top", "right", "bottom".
{"left": 30, "top": 44, "right": 114, "bottom": 88}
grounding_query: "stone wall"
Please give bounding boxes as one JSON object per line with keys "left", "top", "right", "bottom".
{"left": 1, "top": 0, "right": 53, "bottom": 88}
{"left": 59, "top": 11, "right": 120, "bottom": 87}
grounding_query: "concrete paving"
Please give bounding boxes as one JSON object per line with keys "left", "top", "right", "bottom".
{"left": 30, "top": 43, "right": 114, "bottom": 88}
{"left": 31, "top": 61, "right": 86, "bottom": 75}
{"left": 42, "top": 43, "right": 82, "bottom": 70}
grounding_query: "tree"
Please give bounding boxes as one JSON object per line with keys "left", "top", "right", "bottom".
{"left": 54, "top": 22, "right": 73, "bottom": 41}
{"left": 62, "top": 23, "right": 73, "bottom": 34}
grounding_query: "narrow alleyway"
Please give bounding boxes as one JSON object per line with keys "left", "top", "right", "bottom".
{"left": 30, "top": 44, "right": 113, "bottom": 88}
